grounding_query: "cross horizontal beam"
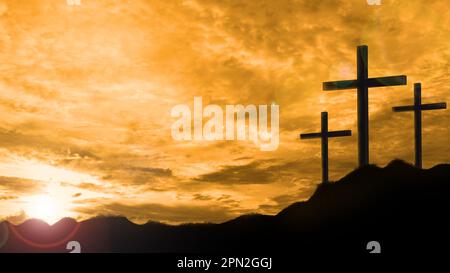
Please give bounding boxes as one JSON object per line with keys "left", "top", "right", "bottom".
{"left": 328, "top": 130, "right": 352, "bottom": 138}
{"left": 300, "top": 130, "right": 352, "bottom": 139}
{"left": 300, "top": 132, "right": 321, "bottom": 139}
{"left": 421, "top": 102, "right": 447, "bottom": 111}
{"left": 323, "top": 79, "right": 357, "bottom": 90}
{"left": 392, "top": 105, "right": 414, "bottom": 112}
{"left": 323, "top": 75, "right": 407, "bottom": 91}
{"left": 367, "top": 76, "right": 407, "bottom": 88}
{"left": 392, "top": 102, "right": 447, "bottom": 112}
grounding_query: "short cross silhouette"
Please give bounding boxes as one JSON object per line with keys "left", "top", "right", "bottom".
{"left": 392, "top": 83, "right": 447, "bottom": 168}
{"left": 300, "top": 112, "right": 352, "bottom": 184}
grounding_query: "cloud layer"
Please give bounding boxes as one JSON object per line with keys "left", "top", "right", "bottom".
{"left": 0, "top": 0, "right": 448, "bottom": 224}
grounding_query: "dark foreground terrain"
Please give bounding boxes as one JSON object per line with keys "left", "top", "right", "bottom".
{"left": 1, "top": 160, "right": 449, "bottom": 254}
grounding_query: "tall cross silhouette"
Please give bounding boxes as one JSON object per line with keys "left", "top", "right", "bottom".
{"left": 392, "top": 83, "right": 447, "bottom": 168}
{"left": 323, "top": 45, "right": 407, "bottom": 167}
{"left": 300, "top": 112, "right": 352, "bottom": 183}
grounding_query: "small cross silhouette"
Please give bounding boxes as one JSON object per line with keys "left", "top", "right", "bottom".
{"left": 300, "top": 112, "right": 352, "bottom": 184}
{"left": 392, "top": 83, "right": 447, "bottom": 168}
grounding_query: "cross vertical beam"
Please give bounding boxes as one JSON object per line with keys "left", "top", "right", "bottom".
{"left": 321, "top": 112, "right": 329, "bottom": 184}
{"left": 414, "top": 83, "right": 422, "bottom": 168}
{"left": 393, "top": 83, "right": 447, "bottom": 168}
{"left": 300, "top": 112, "right": 352, "bottom": 184}
{"left": 357, "top": 45, "right": 369, "bottom": 167}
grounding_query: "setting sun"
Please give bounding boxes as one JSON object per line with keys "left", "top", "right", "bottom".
{"left": 25, "top": 195, "right": 66, "bottom": 225}
{"left": 0, "top": 156, "right": 106, "bottom": 224}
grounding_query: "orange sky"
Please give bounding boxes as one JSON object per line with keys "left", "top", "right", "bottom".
{"left": 0, "top": 0, "right": 449, "bottom": 224}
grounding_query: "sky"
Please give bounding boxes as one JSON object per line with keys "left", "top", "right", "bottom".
{"left": 0, "top": 0, "right": 448, "bottom": 225}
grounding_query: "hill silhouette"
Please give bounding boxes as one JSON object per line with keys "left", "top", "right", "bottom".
{"left": 1, "top": 160, "right": 449, "bottom": 253}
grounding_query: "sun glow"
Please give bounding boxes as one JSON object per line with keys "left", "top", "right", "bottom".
{"left": 25, "top": 195, "right": 64, "bottom": 224}
{"left": 0, "top": 155, "right": 106, "bottom": 224}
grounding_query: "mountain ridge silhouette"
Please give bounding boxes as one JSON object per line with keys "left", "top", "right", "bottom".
{"left": 1, "top": 159, "right": 449, "bottom": 253}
